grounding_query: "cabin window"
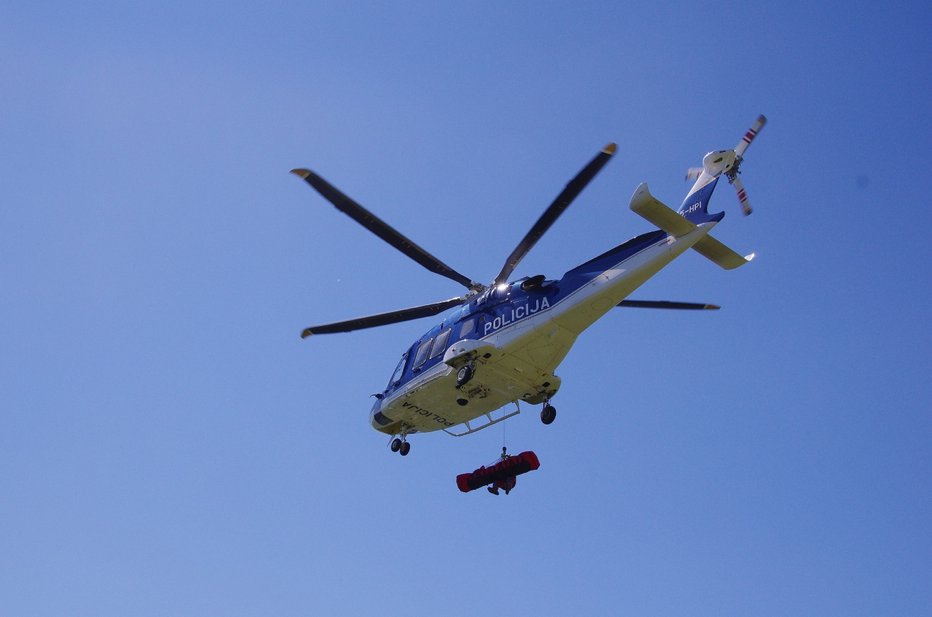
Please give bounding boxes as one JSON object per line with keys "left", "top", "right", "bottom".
{"left": 458, "top": 318, "right": 475, "bottom": 339}
{"left": 412, "top": 337, "right": 433, "bottom": 369}
{"left": 430, "top": 328, "right": 452, "bottom": 359}
{"left": 388, "top": 353, "right": 407, "bottom": 386}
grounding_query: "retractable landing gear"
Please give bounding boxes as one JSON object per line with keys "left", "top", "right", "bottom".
{"left": 390, "top": 437, "right": 411, "bottom": 456}
{"left": 390, "top": 427, "right": 412, "bottom": 456}
{"left": 456, "top": 362, "right": 475, "bottom": 387}
{"left": 540, "top": 403, "right": 556, "bottom": 425}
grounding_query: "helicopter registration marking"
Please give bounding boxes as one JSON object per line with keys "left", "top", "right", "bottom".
{"left": 483, "top": 297, "right": 551, "bottom": 336}
{"left": 680, "top": 201, "right": 702, "bottom": 216}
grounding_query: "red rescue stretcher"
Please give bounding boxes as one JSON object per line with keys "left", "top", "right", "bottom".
{"left": 456, "top": 450, "right": 540, "bottom": 494}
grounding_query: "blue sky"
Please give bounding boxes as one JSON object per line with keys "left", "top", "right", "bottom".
{"left": 2, "top": 2, "right": 930, "bottom": 615}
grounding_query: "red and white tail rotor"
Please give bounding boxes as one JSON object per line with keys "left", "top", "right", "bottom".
{"left": 730, "top": 174, "right": 752, "bottom": 216}
{"left": 734, "top": 114, "right": 767, "bottom": 159}
{"left": 727, "top": 114, "right": 767, "bottom": 216}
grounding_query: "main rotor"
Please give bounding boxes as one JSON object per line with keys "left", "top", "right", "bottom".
{"left": 292, "top": 143, "right": 617, "bottom": 337}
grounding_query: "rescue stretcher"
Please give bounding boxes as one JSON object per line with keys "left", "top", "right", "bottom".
{"left": 456, "top": 450, "right": 540, "bottom": 493}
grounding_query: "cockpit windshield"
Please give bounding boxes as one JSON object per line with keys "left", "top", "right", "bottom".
{"left": 388, "top": 353, "right": 407, "bottom": 387}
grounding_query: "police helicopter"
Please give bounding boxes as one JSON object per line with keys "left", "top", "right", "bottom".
{"left": 292, "top": 116, "right": 766, "bottom": 456}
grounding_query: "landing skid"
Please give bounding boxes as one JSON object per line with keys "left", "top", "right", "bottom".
{"left": 443, "top": 402, "right": 522, "bottom": 437}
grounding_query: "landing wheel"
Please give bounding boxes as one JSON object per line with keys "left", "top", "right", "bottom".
{"left": 390, "top": 438, "right": 402, "bottom": 453}
{"left": 456, "top": 363, "right": 475, "bottom": 387}
{"left": 399, "top": 441, "right": 411, "bottom": 456}
{"left": 540, "top": 404, "right": 556, "bottom": 425}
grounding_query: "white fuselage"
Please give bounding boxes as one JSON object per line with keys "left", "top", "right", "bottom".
{"left": 370, "top": 222, "right": 716, "bottom": 435}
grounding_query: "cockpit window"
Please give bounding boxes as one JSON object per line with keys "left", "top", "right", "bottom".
{"left": 412, "top": 337, "right": 433, "bottom": 369}
{"left": 388, "top": 353, "right": 407, "bottom": 386}
{"left": 430, "top": 328, "right": 451, "bottom": 359}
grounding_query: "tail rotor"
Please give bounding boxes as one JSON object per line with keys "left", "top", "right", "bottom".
{"left": 730, "top": 174, "right": 752, "bottom": 216}
{"left": 684, "top": 115, "right": 767, "bottom": 218}
{"left": 734, "top": 114, "right": 767, "bottom": 159}
{"left": 726, "top": 114, "right": 767, "bottom": 216}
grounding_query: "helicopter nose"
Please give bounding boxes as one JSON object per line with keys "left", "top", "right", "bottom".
{"left": 370, "top": 409, "right": 401, "bottom": 434}
{"left": 369, "top": 399, "right": 395, "bottom": 430}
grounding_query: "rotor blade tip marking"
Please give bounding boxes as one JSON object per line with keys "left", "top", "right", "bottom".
{"left": 603, "top": 143, "right": 617, "bottom": 155}
{"left": 291, "top": 168, "right": 311, "bottom": 179}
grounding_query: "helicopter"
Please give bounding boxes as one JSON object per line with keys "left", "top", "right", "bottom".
{"left": 292, "top": 115, "right": 766, "bottom": 456}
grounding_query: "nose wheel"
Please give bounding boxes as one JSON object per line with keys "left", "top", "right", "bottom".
{"left": 390, "top": 430, "right": 412, "bottom": 456}
{"left": 540, "top": 403, "right": 556, "bottom": 425}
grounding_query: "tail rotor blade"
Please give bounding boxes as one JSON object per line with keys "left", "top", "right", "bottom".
{"left": 734, "top": 114, "right": 767, "bottom": 159}
{"left": 731, "top": 175, "right": 752, "bottom": 216}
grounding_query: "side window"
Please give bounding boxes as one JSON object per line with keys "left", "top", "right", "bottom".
{"left": 458, "top": 318, "right": 475, "bottom": 339}
{"left": 412, "top": 337, "right": 433, "bottom": 370}
{"left": 430, "top": 328, "right": 452, "bottom": 359}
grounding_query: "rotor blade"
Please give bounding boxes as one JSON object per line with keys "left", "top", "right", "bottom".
{"left": 731, "top": 175, "right": 753, "bottom": 216}
{"left": 291, "top": 169, "right": 479, "bottom": 290}
{"left": 301, "top": 296, "right": 467, "bottom": 338}
{"left": 493, "top": 143, "right": 617, "bottom": 286}
{"left": 617, "top": 300, "right": 720, "bottom": 310}
{"left": 734, "top": 114, "right": 767, "bottom": 159}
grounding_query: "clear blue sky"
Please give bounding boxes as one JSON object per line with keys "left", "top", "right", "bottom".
{"left": 2, "top": 2, "right": 930, "bottom": 615}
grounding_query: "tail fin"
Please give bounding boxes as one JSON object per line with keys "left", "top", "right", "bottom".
{"left": 678, "top": 170, "right": 726, "bottom": 225}
{"left": 681, "top": 115, "right": 768, "bottom": 220}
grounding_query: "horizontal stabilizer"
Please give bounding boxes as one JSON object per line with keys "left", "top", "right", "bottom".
{"left": 629, "top": 183, "right": 753, "bottom": 270}
{"left": 629, "top": 183, "right": 695, "bottom": 236}
{"left": 692, "top": 236, "right": 755, "bottom": 270}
